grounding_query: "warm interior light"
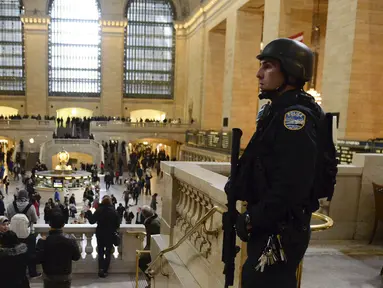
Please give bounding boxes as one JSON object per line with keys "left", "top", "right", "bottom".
{"left": 29, "top": 138, "right": 34, "bottom": 144}
{"left": 307, "top": 88, "right": 322, "bottom": 105}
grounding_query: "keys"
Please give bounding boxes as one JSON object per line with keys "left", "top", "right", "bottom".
{"left": 277, "top": 234, "right": 287, "bottom": 263}
{"left": 255, "top": 234, "right": 287, "bottom": 273}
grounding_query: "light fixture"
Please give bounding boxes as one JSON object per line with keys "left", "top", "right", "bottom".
{"left": 29, "top": 138, "right": 34, "bottom": 144}
{"left": 143, "top": 141, "right": 148, "bottom": 145}
{"left": 71, "top": 108, "right": 77, "bottom": 115}
{"left": 307, "top": 88, "right": 322, "bottom": 105}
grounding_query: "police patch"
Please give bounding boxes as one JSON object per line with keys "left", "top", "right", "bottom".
{"left": 284, "top": 110, "right": 306, "bottom": 131}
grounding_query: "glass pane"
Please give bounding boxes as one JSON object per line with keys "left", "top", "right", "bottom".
{"left": 125, "top": 0, "right": 175, "bottom": 99}
{"left": 49, "top": 0, "right": 101, "bottom": 96}
{"left": 0, "top": 0, "right": 25, "bottom": 94}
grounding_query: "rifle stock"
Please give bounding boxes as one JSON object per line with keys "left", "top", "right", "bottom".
{"left": 222, "top": 128, "right": 242, "bottom": 287}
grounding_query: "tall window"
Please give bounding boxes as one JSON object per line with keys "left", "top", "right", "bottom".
{"left": 125, "top": 0, "right": 175, "bottom": 99}
{"left": 48, "top": 0, "right": 101, "bottom": 97}
{"left": 0, "top": 0, "right": 24, "bottom": 95}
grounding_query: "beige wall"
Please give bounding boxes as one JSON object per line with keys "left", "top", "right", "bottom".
{"left": 346, "top": 0, "right": 383, "bottom": 139}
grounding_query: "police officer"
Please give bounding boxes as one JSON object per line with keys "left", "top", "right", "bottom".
{"left": 231, "top": 38, "right": 324, "bottom": 288}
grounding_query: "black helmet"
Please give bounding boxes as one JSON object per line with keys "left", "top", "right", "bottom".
{"left": 257, "top": 38, "right": 313, "bottom": 83}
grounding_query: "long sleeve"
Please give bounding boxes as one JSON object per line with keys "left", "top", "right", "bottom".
{"left": 249, "top": 108, "right": 317, "bottom": 232}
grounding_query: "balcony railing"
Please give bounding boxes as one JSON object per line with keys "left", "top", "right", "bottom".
{"left": 90, "top": 121, "right": 195, "bottom": 131}
{"left": 0, "top": 119, "right": 55, "bottom": 129}
{"left": 34, "top": 224, "right": 146, "bottom": 274}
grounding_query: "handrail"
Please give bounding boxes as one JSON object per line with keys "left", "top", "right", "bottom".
{"left": 136, "top": 250, "right": 151, "bottom": 288}
{"left": 311, "top": 212, "right": 334, "bottom": 232}
{"left": 146, "top": 205, "right": 225, "bottom": 277}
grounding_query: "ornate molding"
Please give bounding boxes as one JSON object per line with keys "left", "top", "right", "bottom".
{"left": 174, "top": 0, "right": 219, "bottom": 30}
{"left": 21, "top": 16, "right": 51, "bottom": 25}
{"left": 99, "top": 20, "right": 127, "bottom": 28}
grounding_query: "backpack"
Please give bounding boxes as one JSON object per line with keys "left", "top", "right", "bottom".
{"left": 296, "top": 93, "right": 338, "bottom": 211}
{"left": 9, "top": 202, "right": 32, "bottom": 239}
{"left": 310, "top": 111, "right": 338, "bottom": 210}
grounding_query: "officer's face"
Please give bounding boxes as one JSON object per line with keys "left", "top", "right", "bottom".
{"left": 256, "top": 59, "right": 285, "bottom": 91}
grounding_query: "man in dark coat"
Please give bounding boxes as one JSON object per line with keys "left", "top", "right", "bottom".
{"left": 139, "top": 205, "right": 161, "bottom": 286}
{"left": 85, "top": 195, "right": 120, "bottom": 278}
{"left": 36, "top": 208, "right": 80, "bottom": 287}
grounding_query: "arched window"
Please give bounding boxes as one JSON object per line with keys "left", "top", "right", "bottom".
{"left": 125, "top": 0, "right": 175, "bottom": 99}
{"left": 0, "top": 0, "right": 24, "bottom": 95}
{"left": 48, "top": 0, "right": 101, "bottom": 97}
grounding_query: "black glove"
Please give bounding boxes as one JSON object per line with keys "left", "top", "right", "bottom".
{"left": 236, "top": 212, "right": 251, "bottom": 242}
{"left": 224, "top": 176, "right": 232, "bottom": 195}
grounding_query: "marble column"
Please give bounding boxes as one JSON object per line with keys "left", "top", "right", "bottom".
{"left": 22, "top": 16, "right": 50, "bottom": 116}
{"left": 100, "top": 20, "right": 127, "bottom": 117}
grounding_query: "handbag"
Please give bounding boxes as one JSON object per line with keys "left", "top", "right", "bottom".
{"left": 113, "top": 231, "right": 121, "bottom": 246}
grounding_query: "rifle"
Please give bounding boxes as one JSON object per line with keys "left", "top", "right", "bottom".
{"left": 222, "top": 128, "right": 243, "bottom": 287}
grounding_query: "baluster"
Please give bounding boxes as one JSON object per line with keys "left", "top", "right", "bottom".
{"left": 190, "top": 191, "right": 202, "bottom": 242}
{"left": 74, "top": 233, "right": 83, "bottom": 258}
{"left": 182, "top": 187, "right": 194, "bottom": 231}
{"left": 84, "top": 233, "right": 94, "bottom": 259}
{"left": 175, "top": 182, "right": 186, "bottom": 224}
{"left": 179, "top": 185, "right": 191, "bottom": 228}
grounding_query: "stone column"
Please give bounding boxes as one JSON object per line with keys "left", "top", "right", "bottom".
{"left": 221, "top": 12, "right": 237, "bottom": 127}
{"left": 100, "top": 20, "right": 127, "bottom": 117}
{"left": 230, "top": 10, "right": 263, "bottom": 146}
{"left": 174, "top": 30, "right": 188, "bottom": 122}
{"left": 322, "top": 0, "right": 383, "bottom": 140}
{"left": 22, "top": 16, "right": 50, "bottom": 116}
{"left": 201, "top": 24, "right": 226, "bottom": 130}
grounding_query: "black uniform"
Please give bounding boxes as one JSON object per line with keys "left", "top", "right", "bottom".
{"left": 237, "top": 89, "right": 321, "bottom": 288}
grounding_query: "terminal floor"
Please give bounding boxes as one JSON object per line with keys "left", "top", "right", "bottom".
{"left": 3, "top": 174, "right": 383, "bottom": 287}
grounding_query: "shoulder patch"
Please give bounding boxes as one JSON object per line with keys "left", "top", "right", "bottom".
{"left": 284, "top": 110, "right": 306, "bottom": 131}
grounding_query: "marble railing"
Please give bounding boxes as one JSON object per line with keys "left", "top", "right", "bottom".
{"left": 40, "top": 139, "right": 104, "bottom": 169}
{"left": 180, "top": 145, "right": 230, "bottom": 162}
{"left": 0, "top": 119, "right": 55, "bottom": 130}
{"left": 156, "top": 162, "right": 239, "bottom": 288}
{"left": 35, "top": 224, "right": 146, "bottom": 273}
{"left": 152, "top": 157, "right": 383, "bottom": 288}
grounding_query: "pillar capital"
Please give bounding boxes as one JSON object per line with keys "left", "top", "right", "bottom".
{"left": 100, "top": 19, "right": 127, "bottom": 34}
{"left": 21, "top": 16, "right": 50, "bottom": 32}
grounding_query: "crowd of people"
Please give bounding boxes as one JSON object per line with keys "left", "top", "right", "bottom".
{"left": 1, "top": 114, "right": 184, "bottom": 125}
{"left": 0, "top": 144, "right": 169, "bottom": 287}
{"left": 0, "top": 168, "right": 161, "bottom": 288}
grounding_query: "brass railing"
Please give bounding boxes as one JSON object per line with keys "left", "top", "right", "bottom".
{"left": 147, "top": 206, "right": 225, "bottom": 277}
{"left": 135, "top": 207, "right": 333, "bottom": 288}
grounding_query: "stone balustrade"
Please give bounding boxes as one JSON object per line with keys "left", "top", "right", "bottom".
{"left": 0, "top": 119, "right": 55, "bottom": 130}
{"left": 40, "top": 139, "right": 104, "bottom": 169}
{"left": 180, "top": 145, "right": 230, "bottom": 162}
{"left": 151, "top": 156, "right": 383, "bottom": 288}
{"left": 35, "top": 224, "right": 146, "bottom": 273}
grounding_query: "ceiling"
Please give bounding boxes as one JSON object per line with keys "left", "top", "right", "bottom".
{"left": 173, "top": 0, "right": 205, "bottom": 19}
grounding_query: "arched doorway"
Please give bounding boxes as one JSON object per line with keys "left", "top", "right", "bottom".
{"left": 130, "top": 109, "right": 166, "bottom": 122}
{"left": 56, "top": 107, "right": 93, "bottom": 120}
{"left": 51, "top": 151, "right": 93, "bottom": 171}
{"left": 0, "top": 106, "right": 18, "bottom": 117}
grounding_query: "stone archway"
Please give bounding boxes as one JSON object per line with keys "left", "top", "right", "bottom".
{"left": 56, "top": 107, "right": 93, "bottom": 120}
